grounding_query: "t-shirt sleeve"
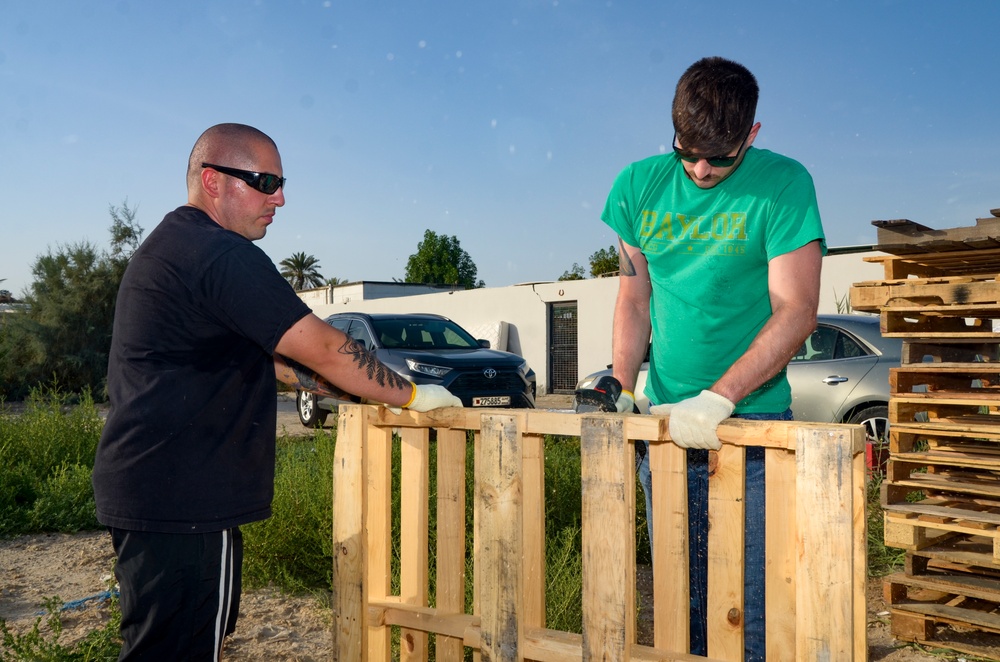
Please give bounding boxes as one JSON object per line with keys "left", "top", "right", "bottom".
{"left": 764, "top": 167, "right": 827, "bottom": 260}
{"left": 601, "top": 164, "right": 640, "bottom": 246}
{"left": 202, "top": 243, "right": 312, "bottom": 353}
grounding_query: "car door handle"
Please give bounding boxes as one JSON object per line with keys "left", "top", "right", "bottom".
{"left": 822, "top": 376, "right": 849, "bottom": 385}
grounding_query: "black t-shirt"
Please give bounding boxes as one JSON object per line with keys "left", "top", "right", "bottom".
{"left": 92, "top": 206, "right": 311, "bottom": 533}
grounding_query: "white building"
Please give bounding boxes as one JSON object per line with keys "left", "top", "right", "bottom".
{"left": 303, "top": 249, "right": 885, "bottom": 396}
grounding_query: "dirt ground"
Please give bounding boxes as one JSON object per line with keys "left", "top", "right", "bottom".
{"left": 0, "top": 529, "right": 975, "bottom": 661}
{"left": 0, "top": 396, "right": 993, "bottom": 660}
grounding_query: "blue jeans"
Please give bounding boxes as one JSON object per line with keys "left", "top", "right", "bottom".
{"left": 635, "top": 409, "right": 792, "bottom": 662}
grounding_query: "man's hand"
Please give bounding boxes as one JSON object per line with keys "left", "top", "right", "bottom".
{"left": 650, "top": 390, "right": 735, "bottom": 450}
{"left": 388, "top": 384, "right": 463, "bottom": 413}
{"left": 409, "top": 384, "right": 463, "bottom": 411}
{"left": 615, "top": 389, "right": 635, "bottom": 413}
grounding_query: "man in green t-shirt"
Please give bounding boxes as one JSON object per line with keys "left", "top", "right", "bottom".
{"left": 601, "top": 57, "right": 825, "bottom": 661}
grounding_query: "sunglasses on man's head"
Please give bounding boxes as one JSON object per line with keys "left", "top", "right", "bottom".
{"left": 202, "top": 163, "right": 286, "bottom": 195}
{"left": 672, "top": 128, "right": 751, "bottom": 169}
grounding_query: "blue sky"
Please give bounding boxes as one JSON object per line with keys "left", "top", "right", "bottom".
{"left": 2, "top": 1, "right": 998, "bottom": 297}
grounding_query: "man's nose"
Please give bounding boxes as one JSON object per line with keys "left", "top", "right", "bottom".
{"left": 270, "top": 188, "right": 285, "bottom": 207}
{"left": 692, "top": 159, "right": 714, "bottom": 179}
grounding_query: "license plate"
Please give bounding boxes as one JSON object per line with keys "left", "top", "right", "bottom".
{"left": 473, "top": 396, "right": 510, "bottom": 407}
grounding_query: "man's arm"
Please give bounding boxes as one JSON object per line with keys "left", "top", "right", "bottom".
{"left": 611, "top": 238, "right": 652, "bottom": 397}
{"left": 709, "top": 240, "right": 823, "bottom": 404}
{"left": 274, "top": 314, "right": 415, "bottom": 408}
{"left": 656, "top": 240, "right": 822, "bottom": 450}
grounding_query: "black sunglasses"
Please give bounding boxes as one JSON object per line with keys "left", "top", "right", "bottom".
{"left": 672, "top": 128, "right": 751, "bottom": 168}
{"left": 202, "top": 163, "right": 286, "bottom": 195}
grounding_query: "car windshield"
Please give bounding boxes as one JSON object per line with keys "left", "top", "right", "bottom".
{"left": 372, "top": 318, "right": 480, "bottom": 350}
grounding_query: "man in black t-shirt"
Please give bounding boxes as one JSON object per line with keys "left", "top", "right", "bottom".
{"left": 93, "top": 123, "right": 461, "bottom": 660}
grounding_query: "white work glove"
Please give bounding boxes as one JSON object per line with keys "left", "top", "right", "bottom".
{"left": 387, "top": 384, "right": 463, "bottom": 414}
{"left": 650, "top": 390, "right": 735, "bottom": 450}
{"left": 615, "top": 390, "right": 635, "bottom": 414}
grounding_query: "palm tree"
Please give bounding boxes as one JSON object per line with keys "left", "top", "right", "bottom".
{"left": 279, "top": 252, "right": 325, "bottom": 291}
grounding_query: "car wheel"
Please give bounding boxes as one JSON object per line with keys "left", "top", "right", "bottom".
{"left": 296, "top": 390, "right": 329, "bottom": 428}
{"left": 847, "top": 405, "right": 889, "bottom": 447}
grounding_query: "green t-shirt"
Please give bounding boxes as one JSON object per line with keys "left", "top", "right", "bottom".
{"left": 602, "top": 147, "right": 826, "bottom": 413}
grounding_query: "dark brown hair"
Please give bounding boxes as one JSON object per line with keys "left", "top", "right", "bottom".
{"left": 672, "top": 57, "right": 758, "bottom": 155}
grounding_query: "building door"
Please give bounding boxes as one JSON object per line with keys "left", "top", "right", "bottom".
{"left": 548, "top": 301, "right": 578, "bottom": 394}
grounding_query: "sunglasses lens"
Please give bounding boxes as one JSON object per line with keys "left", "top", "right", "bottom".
{"left": 708, "top": 156, "right": 737, "bottom": 168}
{"left": 257, "top": 174, "right": 281, "bottom": 194}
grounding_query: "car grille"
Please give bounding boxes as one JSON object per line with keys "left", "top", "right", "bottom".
{"left": 450, "top": 370, "right": 524, "bottom": 393}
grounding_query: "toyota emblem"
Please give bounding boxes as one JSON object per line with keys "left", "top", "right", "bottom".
{"left": 483, "top": 368, "right": 497, "bottom": 379}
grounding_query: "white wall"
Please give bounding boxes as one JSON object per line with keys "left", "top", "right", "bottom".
{"left": 306, "top": 252, "right": 885, "bottom": 395}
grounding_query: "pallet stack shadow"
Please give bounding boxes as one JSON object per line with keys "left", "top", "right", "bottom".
{"left": 851, "top": 209, "right": 1000, "bottom": 650}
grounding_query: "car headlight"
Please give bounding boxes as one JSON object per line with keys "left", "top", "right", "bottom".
{"left": 405, "top": 358, "right": 452, "bottom": 378}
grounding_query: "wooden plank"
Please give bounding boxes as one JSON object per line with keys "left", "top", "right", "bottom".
{"left": 887, "top": 568, "right": 1000, "bottom": 602}
{"left": 765, "top": 448, "right": 796, "bottom": 660}
{"left": 852, "top": 450, "right": 868, "bottom": 662}
{"left": 872, "top": 216, "right": 1000, "bottom": 255}
{"left": 332, "top": 405, "right": 369, "bottom": 662}
{"left": 652, "top": 440, "right": 690, "bottom": 653}
{"left": 706, "top": 445, "right": 745, "bottom": 662}
{"left": 400, "top": 427, "right": 430, "bottom": 661}
{"left": 521, "top": 432, "right": 546, "bottom": 632}
{"left": 476, "top": 414, "right": 522, "bottom": 662}
{"left": 580, "top": 416, "right": 635, "bottom": 660}
{"left": 903, "top": 338, "right": 1000, "bottom": 364}
{"left": 883, "top": 310, "right": 1000, "bottom": 338}
{"left": 435, "top": 428, "right": 468, "bottom": 661}
{"left": 366, "top": 424, "right": 394, "bottom": 659}
{"left": 851, "top": 279, "right": 1000, "bottom": 313}
{"left": 908, "top": 534, "right": 999, "bottom": 569}
{"left": 795, "top": 425, "right": 861, "bottom": 661}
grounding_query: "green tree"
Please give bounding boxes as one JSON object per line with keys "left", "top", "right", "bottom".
{"left": 325, "top": 276, "right": 348, "bottom": 286}
{"left": 0, "top": 201, "right": 143, "bottom": 400}
{"left": 404, "top": 229, "right": 484, "bottom": 289}
{"left": 589, "top": 246, "right": 619, "bottom": 278}
{"left": 558, "top": 263, "right": 586, "bottom": 281}
{"left": 279, "top": 252, "right": 325, "bottom": 291}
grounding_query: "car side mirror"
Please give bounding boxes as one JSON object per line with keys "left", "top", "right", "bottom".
{"left": 478, "top": 339, "right": 490, "bottom": 349}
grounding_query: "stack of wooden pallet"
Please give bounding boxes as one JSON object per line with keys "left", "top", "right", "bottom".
{"left": 851, "top": 210, "right": 1000, "bottom": 656}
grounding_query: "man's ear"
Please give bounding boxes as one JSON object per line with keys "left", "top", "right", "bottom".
{"left": 201, "top": 167, "right": 221, "bottom": 199}
{"left": 746, "top": 121, "right": 762, "bottom": 148}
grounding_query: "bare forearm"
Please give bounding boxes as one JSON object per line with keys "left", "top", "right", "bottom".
{"left": 275, "top": 316, "right": 414, "bottom": 407}
{"left": 612, "top": 296, "right": 650, "bottom": 393}
{"left": 710, "top": 304, "right": 816, "bottom": 404}
{"left": 275, "top": 355, "right": 353, "bottom": 400}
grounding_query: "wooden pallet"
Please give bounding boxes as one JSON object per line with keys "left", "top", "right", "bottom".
{"left": 883, "top": 508, "right": 1000, "bottom": 562}
{"left": 851, "top": 274, "right": 1000, "bottom": 314}
{"left": 872, "top": 212, "right": 1000, "bottom": 256}
{"left": 892, "top": 364, "right": 1000, "bottom": 394}
{"left": 890, "top": 397, "right": 1000, "bottom": 425}
{"left": 883, "top": 537, "right": 1000, "bottom": 656}
{"left": 882, "top": 307, "right": 1000, "bottom": 338}
{"left": 903, "top": 338, "right": 1000, "bottom": 364}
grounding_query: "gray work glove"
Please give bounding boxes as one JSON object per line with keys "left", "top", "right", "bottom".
{"left": 649, "top": 390, "right": 735, "bottom": 450}
{"left": 615, "top": 389, "right": 635, "bottom": 414}
{"left": 388, "top": 384, "right": 464, "bottom": 414}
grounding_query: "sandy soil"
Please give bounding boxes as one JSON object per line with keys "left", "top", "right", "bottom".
{"left": 0, "top": 396, "right": 987, "bottom": 660}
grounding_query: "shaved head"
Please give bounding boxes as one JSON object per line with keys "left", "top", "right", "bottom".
{"left": 187, "top": 123, "right": 278, "bottom": 193}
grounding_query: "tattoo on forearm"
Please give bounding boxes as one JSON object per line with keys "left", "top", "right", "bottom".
{"left": 340, "top": 338, "right": 410, "bottom": 391}
{"left": 280, "top": 355, "right": 345, "bottom": 398}
{"left": 618, "top": 238, "right": 636, "bottom": 277}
